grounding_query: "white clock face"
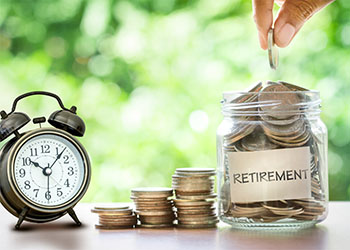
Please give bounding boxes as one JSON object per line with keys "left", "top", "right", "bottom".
{"left": 13, "top": 133, "right": 86, "bottom": 208}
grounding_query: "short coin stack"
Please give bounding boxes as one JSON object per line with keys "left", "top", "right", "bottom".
{"left": 172, "top": 168, "right": 218, "bottom": 228}
{"left": 131, "top": 187, "right": 175, "bottom": 228}
{"left": 91, "top": 206, "right": 137, "bottom": 229}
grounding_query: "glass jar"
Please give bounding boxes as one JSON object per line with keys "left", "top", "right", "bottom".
{"left": 216, "top": 81, "right": 328, "bottom": 230}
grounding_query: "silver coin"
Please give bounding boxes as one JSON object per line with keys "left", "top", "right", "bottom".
{"left": 241, "top": 129, "right": 279, "bottom": 151}
{"left": 138, "top": 223, "right": 174, "bottom": 228}
{"left": 268, "top": 28, "right": 278, "bottom": 70}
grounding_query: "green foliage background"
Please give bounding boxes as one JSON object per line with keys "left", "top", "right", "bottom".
{"left": 0, "top": 0, "right": 349, "bottom": 201}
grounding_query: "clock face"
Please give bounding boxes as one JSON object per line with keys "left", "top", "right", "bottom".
{"left": 13, "top": 133, "right": 86, "bottom": 208}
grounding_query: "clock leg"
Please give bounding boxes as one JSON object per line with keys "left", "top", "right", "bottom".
{"left": 15, "top": 206, "right": 30, "bottom": 229}
{"left": 67, "top": 208, "right": 82, "bottom": 226}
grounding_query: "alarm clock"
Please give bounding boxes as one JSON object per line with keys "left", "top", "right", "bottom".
{"left": 0, "top": 91, "right": 91, "bottom": 229}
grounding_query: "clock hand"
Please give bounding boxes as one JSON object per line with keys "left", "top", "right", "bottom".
{"left": 31, "top": 161, "right": 44, "bottom": 170}
{"left": 47, "top": 174, "right": 50, "bottom": 203}
{"left": 49, "top": 147, "right": 67, "bottom": 169}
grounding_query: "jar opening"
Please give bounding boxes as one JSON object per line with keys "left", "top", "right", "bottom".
{"left": 222, "top": 86, "right": 321, "bottom": 117}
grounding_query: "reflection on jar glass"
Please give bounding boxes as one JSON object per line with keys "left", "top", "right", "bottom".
{"left": 216, "top": 81, "right": 328, "bottom": 230}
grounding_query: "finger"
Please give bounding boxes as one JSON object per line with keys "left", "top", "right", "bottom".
{"left": 274, "top": 0, "right": 334, "bottom": 47}
{"left": 252, "top": 0, "right": 275, "bottom": 50}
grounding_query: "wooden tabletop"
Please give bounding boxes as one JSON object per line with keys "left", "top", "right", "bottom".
{"left": 0, "top": 202, "right": 348, "bottom": 250}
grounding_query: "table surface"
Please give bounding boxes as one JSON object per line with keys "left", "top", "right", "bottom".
{"left": 0, "top": 202, "right": 348, "bottom": 250}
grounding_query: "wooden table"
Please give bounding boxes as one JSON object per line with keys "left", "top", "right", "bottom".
{"left": 0, "top": 202, "right": 348, "bottom": 250}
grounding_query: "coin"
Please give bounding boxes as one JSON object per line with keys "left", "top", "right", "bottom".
{"left": 173, "top": 186, "right": 214, "bottom": 193}
{"left": 95, "top": 224, "right": 134, "bottom": 230}
{"left": 259, "top": 84, "right": 301, "bottom": 120}
{"left": 139, "top": 215, "right": 175, "bottom": 224}
{"left": 135, "top": 210, "right": 174, "bottom": 216}
{"left": 131, "top": 187, "right": 173, "bottom": 198}
{"left": 175, "top": 168, "right": 216, "bottom": 173}
{"left": 225, "top": 82, "right": 262, "bottom": 104}
{"left": 177, "top": 219, "right": 219, "bottom": 225}
{"left": 268, "top": 28, "right": 278, "bottom": 70}
{"left": 261, "top": 114, "right": 300, "bottom": 126}
{"left": 261, "top": 119, "right": 305, "bottom": 137}
{"left": 99, "top": 214, "right": 136, "bottom": 219}
{"left": 138, "top": 223, "right": 174, "bottom": 228}
{"left": 279, "top": 81, "right": 309, "bottom": 91}
{"left": 176, "top": 193, "right": 217, "bottom": 200}
{"left": 224, "top": 124, "right": 256, "bottom": 145}
{"left": 240, "top": 129, "right": 279, "bottom": 151}
{"left": 94, "top": 205, "right": 130, "bottom": 210}
{"left": 91, "top": 208, "right": 133, "bottom": 215}
{"left": 130, "top": 196, "right": 169, "bottom": 202}
{"left": 99, "top": 218, "right": 138, "bottom": 225}
{"left": 176, "top": 223, "right": 217, "bottom": 229}
{"left": 177, "top": 214, "right": 217, "bottom": 220}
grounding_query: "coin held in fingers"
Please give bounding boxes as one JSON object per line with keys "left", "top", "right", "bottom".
{"left": 268, "top": 28, "right": 279, "bottom": 70}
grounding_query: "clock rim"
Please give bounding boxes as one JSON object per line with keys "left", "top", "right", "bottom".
{"left": 7, "top": 128, "right": 91, "bottom": 213}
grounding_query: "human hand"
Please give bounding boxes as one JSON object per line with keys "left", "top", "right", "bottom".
{"left": 252, "top": 0, "right": 334, "bottom": 49}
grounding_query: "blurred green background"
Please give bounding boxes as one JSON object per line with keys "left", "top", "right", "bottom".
{"left": 0, "top": 0, "right": 349, "bottom": 202}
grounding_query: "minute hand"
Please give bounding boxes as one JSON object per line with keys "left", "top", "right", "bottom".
{"left": 49, "top": 147, "right": 67, "bottom": 169}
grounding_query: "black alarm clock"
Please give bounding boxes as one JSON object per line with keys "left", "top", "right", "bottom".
{"left": 0, "top": 91, "right": 91, "bottom": 229}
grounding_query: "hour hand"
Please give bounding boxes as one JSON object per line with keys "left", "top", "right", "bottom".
{"left": 31, "top": 161, "right": 44, "bottom": 170}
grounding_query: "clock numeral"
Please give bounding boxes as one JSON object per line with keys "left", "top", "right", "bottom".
{"left": 57, "top": 188, "right": 63, "bottom": 197}
{"left": 33, "top": 189, "right": 39, "bottom": 198}
{"left": 68, "top": 167, "right": 74, "bottom": 176}
{"left": 41, "top": 144, "right": 50, "bottom": 154}
{"left": 64, "top": 179, "right": 70, "bottom": 187}
{"left": 19, "top": 168, "right": 26, "bottom": 178}
{"left": 45, "top": 191, "right": 51, "bottom": 200}
{"left": 22, "top": 157, "right": 31, "bottom": 166}
{"left": 63, "top": 155, "right": 69, "bottom": 164}
{"left": 24, "top": 180, "right": 31, "bottom": 190}
{"left": 30, "top": 148, "right": 38, "bottom": 157}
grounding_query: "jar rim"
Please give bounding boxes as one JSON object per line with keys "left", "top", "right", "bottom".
{"left": 223, "top": 90, "right": 319, "bottom": 99}
{"left": 221, "top": 90, "right": 321, "bottom": 117}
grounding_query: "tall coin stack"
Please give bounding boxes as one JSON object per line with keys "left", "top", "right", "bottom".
{"left": 131, "top": 187, "right": 175, "bottom": 228}
{"left": 172, "top": 168, "right": 218, "bottom": 228}
{"left": 91, "top": 206, "right": 137, "bottom": 229}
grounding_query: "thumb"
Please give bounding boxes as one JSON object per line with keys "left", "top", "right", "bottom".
{"left": 274, "top": 0, "right": 333, "bottom": 48}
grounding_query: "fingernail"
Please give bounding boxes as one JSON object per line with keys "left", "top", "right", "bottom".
{"left": 276, "top": 23, "right": 295, "bottom": 47}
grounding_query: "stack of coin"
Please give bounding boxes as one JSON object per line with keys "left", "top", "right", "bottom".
{"left": 172, "top": 168, "right": 218, "bottom": 228}
{"left": 131, "top": 187, "right": 175, "bottom": 228}
{"left": 221, "top": 81, "right": 327, "bottom": 223}
{"left": 91, "top": 206, "right": 137, "bottom": 229}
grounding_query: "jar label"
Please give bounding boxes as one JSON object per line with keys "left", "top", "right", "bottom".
{"left": 227, "top": 147, "right": 311, "bottom": 203}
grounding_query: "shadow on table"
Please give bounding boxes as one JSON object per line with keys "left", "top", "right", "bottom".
{"left": 218, "top": 226, "right": 328, "bottom": 250}
{"left": 12, "top": 222, "right": 84, "bottom": 232}
{"left": 8, "top": 221, "right": 86, "bottom": 249}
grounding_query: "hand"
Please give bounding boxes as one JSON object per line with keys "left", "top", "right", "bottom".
{"left": 49, "top": 147, "right": 66, "bottom": 169}
{"left": 252, "top": 0, "right": 334, "bottom": 49}
{"left": 31, "top": 160, "right": 44, "bottom": 170}
{"left": 47, "top": 174, "right": 50, "bottom": 202}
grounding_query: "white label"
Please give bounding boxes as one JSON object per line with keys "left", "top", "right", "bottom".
{"left": 228, "top": 147, "right": 311, "bottom": 203}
